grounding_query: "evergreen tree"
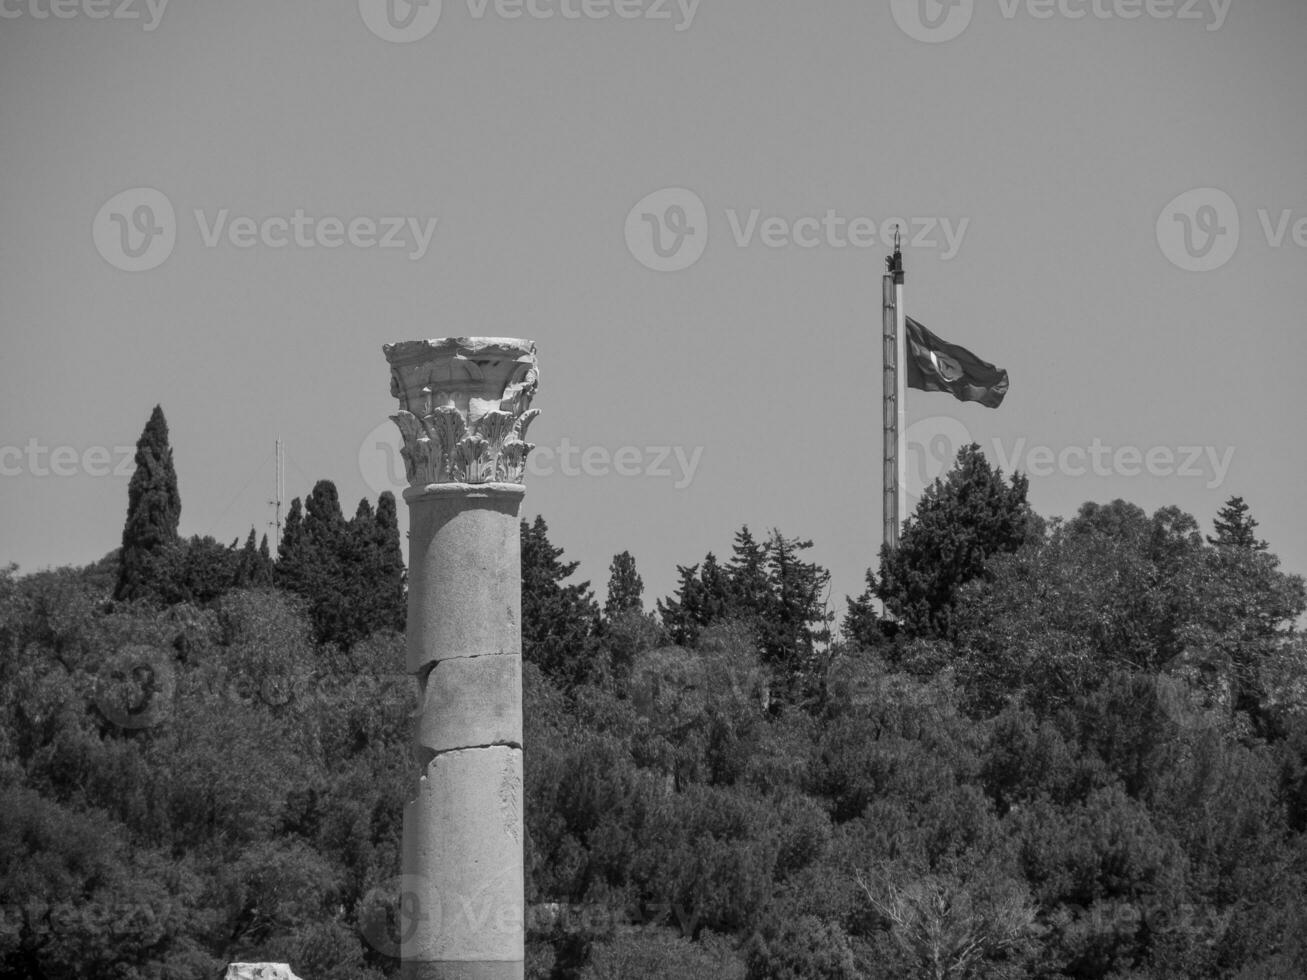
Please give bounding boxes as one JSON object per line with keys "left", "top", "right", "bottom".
{"left": 658, "top": 562, "right": 707, "bottom": 647}
{"left": 272, "top": 486, "right": 404, "bottom": 647}
{"left": 604, "top": 551, "right": 644, "bottom": 619}
{"left": 277, "top": 498, "right": 305, "bottom": 571}
{"left": 231, "top": 528, "right": 274, "bottom": 588}
{"left": 114, "top": 405, "right": 181, "bottom": 601}
{"left": 233, "top": 529, "right": 260, "bottom": 587}
{"left": 521, "top": 516, "right": 599, "bottom": 687}
{"left": 1209, "top": 495, "right": 1268, "bottom": 551}
{"left": 759, "top": 531, "right": 831, "bottom": 699}
{"left": 727, "top": 526, "right": 771, "bottom": 621}
{"left": 303, "top": 481, "right": 346, "bottom": 557}
{"left": 373, "top": 492, "right": 406, "bottom": 632}
{"left": 657, "top": 555, "right": 732, "bottom": 648}
{"left": 699, "top": 553, "right": 732, "bottom": 624}
{"left": 842, "top": 569, "right": 887, "bottom": 649}
{"left": 876, "top": 444, "right": 1037, "bottom": 639}
{"left": 254, "top": 534, "right": 273, "bottom": 586}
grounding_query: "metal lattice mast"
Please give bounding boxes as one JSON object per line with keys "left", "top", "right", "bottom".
{"left": 883, "top": 234, "right": 906, "bottom": 552}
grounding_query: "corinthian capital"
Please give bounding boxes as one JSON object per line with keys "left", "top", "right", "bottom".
{"left": 383, "top": 337, "right": 540, "bottom": 488}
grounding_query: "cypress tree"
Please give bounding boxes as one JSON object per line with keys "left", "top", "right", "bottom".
{"left": 303, "top": 480, "right": 346, "bottom": 556}
{"left": 233, "top": 529, "right": 260, "bottom": 587}
{"left": 115, "top": 405, "right": 181, "bottom": 601}
{"left": 374, "top": 491, "right": 406, "bottom": 631}
{"left": 254, "top": 533, "right": 274, "bottom": 586}
{"left": 275, "top": 497, "right": 306, "bottom": 591}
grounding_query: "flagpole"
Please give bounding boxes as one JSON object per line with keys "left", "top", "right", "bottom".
{"left": 882, "top": 232, "right": 906, "bottom": 552}
{"left": 894, "top": 235, "right": 907, "bottom": 541}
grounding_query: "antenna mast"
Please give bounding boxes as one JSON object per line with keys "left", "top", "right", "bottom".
{"left": 269, "top": 438, "right": 284, "bottom": 543}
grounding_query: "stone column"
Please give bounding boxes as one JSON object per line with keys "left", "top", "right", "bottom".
{"left": 383, "top": 338, "right": 540, "bottom": 980}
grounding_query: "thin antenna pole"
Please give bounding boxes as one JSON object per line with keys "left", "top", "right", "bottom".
{"left": 269, "top": 438, "right": 283, "bottom": 543}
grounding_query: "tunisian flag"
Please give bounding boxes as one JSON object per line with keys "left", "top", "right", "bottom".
{"left": 905, "top": 316, "right": 1009, "bottom": 409}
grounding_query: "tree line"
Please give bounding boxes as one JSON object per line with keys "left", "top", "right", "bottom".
{"left": 2, "top": 405, "right": 1306, "bottom": 979}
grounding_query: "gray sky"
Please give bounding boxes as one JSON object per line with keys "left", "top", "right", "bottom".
{"left": 2, "top": 0, "right": 1304, "bottom": 614}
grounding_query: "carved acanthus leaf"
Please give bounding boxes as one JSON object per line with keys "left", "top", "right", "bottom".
{"left": 384, "top": 339, "right": 541, "bottom": 487}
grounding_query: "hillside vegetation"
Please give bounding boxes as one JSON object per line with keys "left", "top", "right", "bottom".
{"left": 3, "top": 410, "right": 1306, "bottom": 979}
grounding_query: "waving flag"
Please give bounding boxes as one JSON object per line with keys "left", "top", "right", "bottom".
{"left": 905, "top": 316, "right": 1008, "bottom": 409}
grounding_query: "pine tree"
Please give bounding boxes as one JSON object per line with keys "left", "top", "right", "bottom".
{"left": 760, "top": 531, "right": 831, "bottom": 695}
{"left": 699, "top": 553, "right": 732, "bottom": 624}
{"left": 1208, "top": 495, "right": 1268, "bottom": 551}
{"left": 115, "top": 405, "right": 181, "bottom": 601}
{"left": 604, "top": 551, "right": 644, "bottom": 619}
{"left": 657, "top": 554, "right": 732, "bottom": 647}
{"left": 727, "top": 526, "right": 772, "bottom": 620}
{"left": 658, "top": 562, "right": 707, "bottom": 647}
{"left": 842, "top": 569, "right": 886, "bottom": 649}
{"left": 876, "top": 443, "right": 1037, "bottom": 639}
{"left": 521, "top": 516, "right": 599, "bottom": 686}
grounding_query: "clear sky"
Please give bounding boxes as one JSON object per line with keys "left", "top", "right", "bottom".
{"left": 2, "top": 0, "right": 1304, "bottom": 615}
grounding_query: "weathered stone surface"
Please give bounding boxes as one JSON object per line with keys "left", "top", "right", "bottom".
{"left": 384, "top": 338, "right": 539, "bottom": 488}
{"left": 386, "top": 338, "right": 535, "bottom": 978}
{"left": 224, "top": 965, "right": 303, "bottom": 980}
{"left": 415, "top": 653, "right": 522, "bottom": 765}
{"left": 401, "top": 746, "right": 524, "bottom": 965}
{"left": 402, "top": 962, "right": 525, "bottom": 980}
{"left": 405, "top": 487, "right": 522, "bottom": 674}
